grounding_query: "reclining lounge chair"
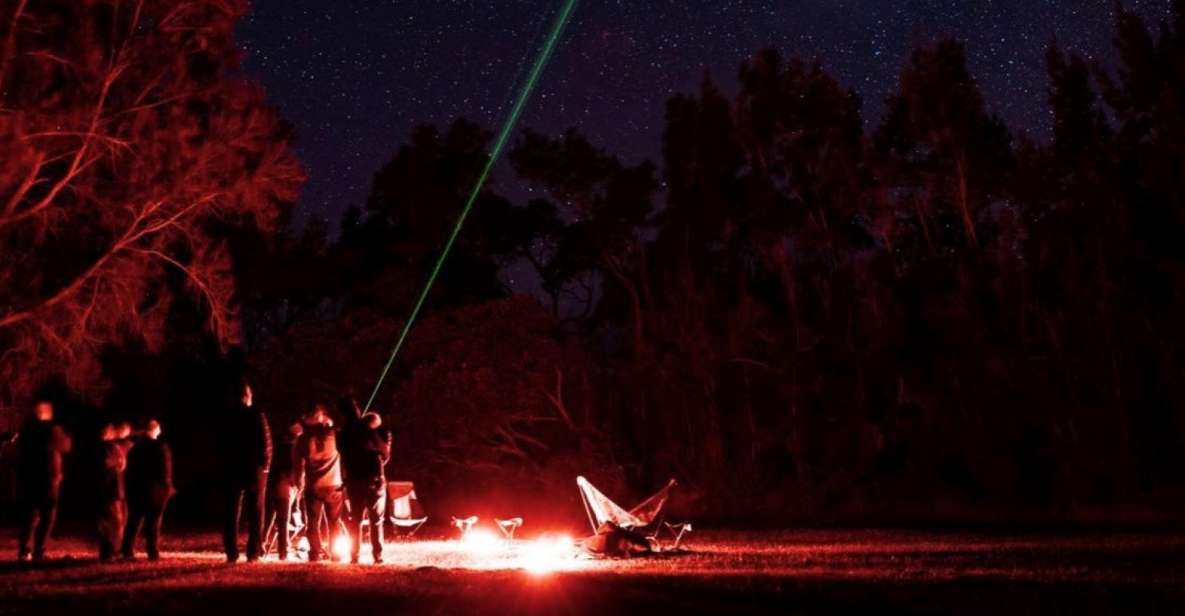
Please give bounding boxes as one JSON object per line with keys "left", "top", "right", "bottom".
{"left": 576, "top": 476, "right": 690, "bottom": 555}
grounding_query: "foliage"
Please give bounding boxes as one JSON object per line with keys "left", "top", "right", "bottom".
{"left": 0, "top": 0, "right": 301, "bottom": 416}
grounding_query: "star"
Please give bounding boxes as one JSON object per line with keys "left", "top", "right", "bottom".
{"left": 238, "top": 0, "right": 1174, "bottom": 247}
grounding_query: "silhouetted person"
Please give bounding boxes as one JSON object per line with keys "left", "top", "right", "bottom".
{"left": 222, "top": 383, "right": 272, "bottom": 563}
{"left": 97, "top": 423, "right": 128, "bottom": 561}
{"left": 15, "top": 400, "right": 71, "bottom": 562}
{"left": 121, "top": 420, "right": 174, "bottom": 560}
{"left": 342, "top": 412, "right": 391, "bottom": 564}
{"left": 296, "top": 406, "right": 344, "bottom": 562}
{"left": 269, "top": 421, "right": 303, "bottom": 560}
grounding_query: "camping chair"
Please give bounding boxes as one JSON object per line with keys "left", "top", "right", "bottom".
{"left": 576, "top": 476, "right": 691, "bottom": 552}
{"left": 451, "top": 515, "right": 478, "bottom": 538}
{"left": 496, "top": 517, "right": 523, "bottom": 539}
{"left": 386, "top": 481, "right": 428, "bottom": 537}
{"left": 652, "top": 521, "right": 693, "bottom": 549}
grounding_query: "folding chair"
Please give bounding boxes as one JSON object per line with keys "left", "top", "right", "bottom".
{"left": 496, "top": 517, "right": 523, "bottom": 539}
{"left": 576, "top": 476, "right": 691, "bottom": 552}
{"left": 386, "top": 481, "right": 428, "bottom": 537}
{"left": 451, "top": 515, "right": 477, "bottom": 538}
{"left": 649, "top": 521, "right": 693, "bottom": 550}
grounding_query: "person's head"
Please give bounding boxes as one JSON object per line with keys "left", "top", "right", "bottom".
{"left": 240, "top": 383, "right": 254, "bottom": 408}
{"left": 364, "top": 413, "right": 382, "bottom": 429}
{"left": 305, "top": 404, "right": 330, "bottom": 427}
{"left": 33, "top": 400, "right": 53, "bottom": 422}
{"left": 100, "top": 424, "right": 116, "bottom": 441}
{"left": 288, "top": 421, "right": 303, "bottom": 438}
{"left": 116, "top": 422, "right": 132, "bottom": 440}
{"left": 145, "top": 419, "right": 161, "bottom": 440}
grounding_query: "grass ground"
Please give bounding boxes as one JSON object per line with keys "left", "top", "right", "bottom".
{"left": 2, "top": 529, "right": 1184, "bottom": 614}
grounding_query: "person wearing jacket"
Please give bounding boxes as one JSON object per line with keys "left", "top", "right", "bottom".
{"left": 15, "top": 400, "right": 72, "bottom": 562}
{"left": 121, "top": 419, "right": 174, "bottom": 561}
{"left": 341, "top": 412, "right": 391, "bottom": 564}
{"left": 221, "top": 383, "right": 272, "bottom": 563}
{"left": 97, "top": 423, "right": 128, "bottom": 561}
{"left": 295, "top": 405, "right": 344, "bottom": 562}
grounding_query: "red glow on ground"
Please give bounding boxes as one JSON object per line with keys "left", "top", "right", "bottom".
{"left": 460, "top": 528, "right": 503, "bottom": 556}
{"left": 521, "top": 535, "right": 576, "bottom": 575}
{"left": 332, "top": 536, "right": 353, "bottom": 562}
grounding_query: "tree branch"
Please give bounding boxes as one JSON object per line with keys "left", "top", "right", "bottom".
{"left": 0, "top": 0, "right": 28, "bottom": 91}
{"left": 2, "top": 150, "right": 44, "bottom": 216}
{"left": 0, "top": 193, "right": 214, "bottom": 329}
{"left": 0, "top": 65, "right": 123, "bottom": 228}
{"left": 132, "top": 247, "right": 229, "bottom": 338}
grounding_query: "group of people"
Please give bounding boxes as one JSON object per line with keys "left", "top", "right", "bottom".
{"left": 8, "top": 381, "right": 393, "bottom": 565}
{"left": 223, "top": 384, "right": 392, "bottom": 564}
{"left": 9, "top": 400, "right": 172, "bottom": 562}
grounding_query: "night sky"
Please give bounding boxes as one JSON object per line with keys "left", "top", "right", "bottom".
{"left": 238, "top": 0, "right": 1175, "bottom": 228}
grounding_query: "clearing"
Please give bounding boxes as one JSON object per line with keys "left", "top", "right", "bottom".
{"left": 1, "top": 530, "right": 1183, "bottom": 614}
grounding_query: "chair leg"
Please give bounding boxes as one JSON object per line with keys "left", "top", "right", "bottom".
{"left": 262, "top": 511, "right": 277, "bottom": 557}
{"left": 672, "top": 527, "right": 686, "bottom": 549}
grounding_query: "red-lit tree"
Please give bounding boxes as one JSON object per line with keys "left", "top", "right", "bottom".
{"left": 0, "top": 0, "right": 301, "bottom": 413}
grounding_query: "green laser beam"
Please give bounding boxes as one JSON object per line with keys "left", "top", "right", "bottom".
{"left": 364, "top": 0, "right": 579, "bottom": 412}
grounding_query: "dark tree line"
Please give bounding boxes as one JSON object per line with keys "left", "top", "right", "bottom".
{"left": 5, "top": 1, "right": 1185, "bottom": 525}
{"left": 242, "top": 3, "right": 1185, "bottom": 523}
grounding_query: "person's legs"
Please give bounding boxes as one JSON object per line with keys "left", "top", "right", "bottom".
{"left": 272, "top": 488, "right": 292, "bottom": 559}
{"left": 367, "top": 485, "right": 385, "bottom": 562}
{"left": 121, "top": 498, "right": 145, "bottom": 558}
{"left": 97, "top": 498, "right": 123, "bottom": 561}
{"left": 346, "top": 484, "right": 363, "bottom": 562}
{"left": 324, "top": 487, "right": 345, "bottom": 560}
{"left": 145, "top": 493, "right": 168, "bottom": 560}
{"left": 223, "top": 484, "right": 243, "bottom": 561}
{"left": 245, "top": 471, "right": 266, "bottom": 561}
{"left": 143, "top": 487, "right": 169, "bottom": 560}
{"left": 31, "top": 490, "right": 58, "bottom": 560}
{"left": 304, "top": 492, "right": 325, "bottom": 560}
{"left": 17, "top": 496, "right": 37, "bottom": 559}
{"left": 114, "top": 500, "right": 126, "bottom": 556}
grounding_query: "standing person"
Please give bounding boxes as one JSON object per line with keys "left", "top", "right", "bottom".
{"left": 15, "top": 400, "right": 72, "bottom": 562}
{"left": 221, "top": 383, "right": 272, "bottom": 563}
{"left": 97, "top": 424, "right": 128, "bottom": 561}
{"left": 121, "top": 420, "right": 174, "bottom": 561}
{"left": 295, "top": 406, "right": 344, "bottom": 562}
{"left": 342, "top": 412, "right": 391, "bottom": 564}
{"left": 268, "top": 421, "right": 303, "bottom": 560}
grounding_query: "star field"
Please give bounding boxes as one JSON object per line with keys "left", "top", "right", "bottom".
{"left": 238, "top": 0, "right": 1175, "bottom": 226}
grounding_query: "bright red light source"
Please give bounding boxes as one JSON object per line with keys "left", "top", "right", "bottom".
{"left": 521, "top": 535, "right": 575, "bottom": 575}
{"left": 333, "top": 535, "right": 352, "bottom": 562}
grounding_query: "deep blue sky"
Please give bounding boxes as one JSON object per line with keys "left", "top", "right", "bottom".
{"left": 238, "top": 1, "right": 1175, "bottom": 227}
